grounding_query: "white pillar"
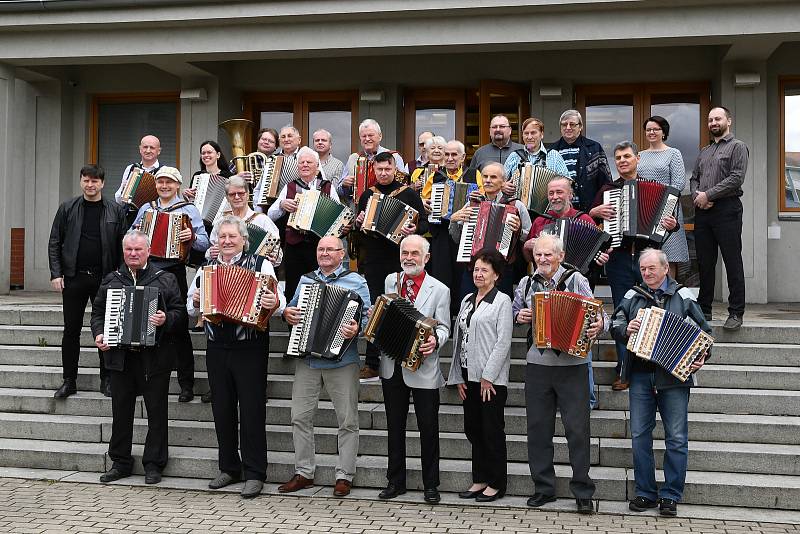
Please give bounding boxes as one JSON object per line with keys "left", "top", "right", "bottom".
{"left": 0, "top": 63, "right": 16, "bottom": 294}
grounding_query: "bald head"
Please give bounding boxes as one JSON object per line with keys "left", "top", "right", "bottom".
{"left": 139, "top": 135, "right": 161, "bottom": 167}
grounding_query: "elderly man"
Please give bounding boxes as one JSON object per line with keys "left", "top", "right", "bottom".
{"left": 408, "top": 130, "right": 434, "bottom": 173}
{"left": 92, "top": 230, "right": 186, "bottom": 485}
{"left": 276, "top": 125, "right": 302, "bottom": 189}
{"left": 610, "top": 248, "right": 711, "bottom": 517}
{"left": 313, "top": 129, "right": 345, "bottom": 184}
{"left": 377, "top": 235, "right": 450, "bottom": 504}
{"left": 513, "top": 233, "right": 606, "bottom": 515}
{"left": 548, "top": 110, "right": 613, "bottom": 213}
{"left": 279, "top": 236, "right": 371, "bottom": 498}
{"left": 467, "top": 115, "right": 524, "bottom": 173}
{"left": 691, "top": 106, "right": 749, "bottom": 331}
{"left": 339, "top": 118, "right": 406, "bottom": 203}
{"left": 114, "top": 135, "right": 163, "bottom": 204}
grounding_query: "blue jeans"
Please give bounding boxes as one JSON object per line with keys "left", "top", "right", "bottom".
{"left": 587, "top": 351, "right": 597, "bottom": 409}
{"left": 629, "top": 371, "right": 690, "bottom": 502}
{"left": 605, "top": 250, "right": 642, "bottom": 375}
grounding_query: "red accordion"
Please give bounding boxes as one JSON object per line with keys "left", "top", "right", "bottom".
{"left": 457, "top": 201, "right": 519, "bottom": 262}
{"left": 534, "top": 290, "right": 603, "bottom": 358}
{"left": 354, "top": 156, "right": 373, "bottom": 204}
{"left": 139, "top": 210, "right": 192, "bottom": 262}
{"left": 200, "top": 263, "right": 279, "bottom": 331}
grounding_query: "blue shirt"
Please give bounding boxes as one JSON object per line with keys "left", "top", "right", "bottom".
{"left": 503, "top": 145, "right": 570, "bottom": 179}
{"left": 289, "top": 263, "right": 372, "bottom": 369}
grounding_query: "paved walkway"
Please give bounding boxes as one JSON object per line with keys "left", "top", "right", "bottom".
{"left": 0, "top": 478, "right": 798, "bottom": 534}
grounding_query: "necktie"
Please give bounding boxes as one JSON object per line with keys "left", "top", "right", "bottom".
{"left": 405, "top": 278, "right": 416, "bottom": 303}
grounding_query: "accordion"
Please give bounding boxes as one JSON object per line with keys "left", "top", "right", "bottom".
{"left": 541, "top": 218, "right": 612, "bottom": 274}
{"left": 200, "top": 263, "right": 279, "bottom": 331}
{"left": 103, "top": 286, "right": 160, "bottom": 348}
{"left": 603, "top": 180, "right": 680, "bottom": 247}
{"left": 534, "top": 290, "right": 603, "bottom": 358}
{"left": 192, "top": 173, "right": 229, "bottom": 227}
{"left": 429, "top": 180, "right": 480, "bottom": 224}
{"left": 245, "top": 223, "right": 283, "bottom": 263}
{"left": 627, "top": 306, "right": 714, "bottom": 382}
{"left": 140, "top": 210, "right": 192, "bottom": 262}
{"left": 513, "top": 163, "right": 560, "bottom": 215}
{"left": 120, "top": 165, "right": 158, "bottom": 209}
{"left": 363, "top": 193, "right": 419, "bottom": 244}
{"left": 364, "top": 293, "right": 438, "bottom": 372}
{"left": 287, "top": 282, "right": 362, "bottom": 361}
{"left": 354, "top": 156, "right": 372, "bottom": 204}
{"left": 254, "top": 155, "right": 284, "bottom": 206}
{"left": 287, "top": 190, "right": 354, "bottom": 238}
{"left": 457, "top": 201, "right": 519, "bottom": 263}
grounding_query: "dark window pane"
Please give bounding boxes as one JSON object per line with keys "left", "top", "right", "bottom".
{"left": 309, "top": 109, "right": 351, "bottom": 162}
{"left": 415, "top": 108, "right": 455, "bottom": 158}
{"left": 585, "top": 104, "right": 633, "bottom": 179}
{"left": 785, "top": 85, "right": 800, "bottom": 210}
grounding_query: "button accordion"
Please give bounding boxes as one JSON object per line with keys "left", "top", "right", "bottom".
{"left": 603, "top": 180, "right": 680, "bottom": 248}
{"left": 627, "top": 306, "right": 714, "bottom": 382}
{"left": 513, "top": 163, "right": 560, "bottom": 215}
{"left": 534, "top": 290, "right": 603, "bottom": 358}
{"left": 541, "top": 218, "right": 612, "bottom": 274}
{"left": 364, "top": 293, "right": 438, "bottom": 372}
{"left": 120, "top": 165, "right": 158, "bottom": 209}
{"left": 200, "top": 263, "right": 279, "bottom": 331}
{"left": 254, "top": 155, "right": 284, "bottom": 206}
{"left": 245, "top": 223, "right": 283, "bottom": 264}
{"left": 192, "top": 173, "right": 229, "bottom": 227}
{"left": 362, "top": 193, "right": 419, "bottom": 244}
{"left": 429, "top": 180, "right": 480, "bottom": 224}
{"left": 287, "top": 282, "right": 362, "bottom": 361}
{"left": 103, "top": 286, "right": 161, "bottom": 348}
{"left": 140, "top": 210, "right": 192, "bottom": 262}
{"left": 457, "top": 201, "right": 519, "bottom": 263}
{"left": 287, "top": 189, "right": 354, "bottom": 238}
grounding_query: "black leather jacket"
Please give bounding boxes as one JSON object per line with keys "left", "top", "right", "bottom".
{"left": 48, "top": 195, "right": 127, "bottom": 279}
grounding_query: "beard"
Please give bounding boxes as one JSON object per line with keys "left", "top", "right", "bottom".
{"left": 402, "top": 263, "right": 424, "bottom": 277}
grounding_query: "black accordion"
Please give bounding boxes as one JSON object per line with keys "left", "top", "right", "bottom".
{"left": 603, "top": 180, "right": 680, "bottom": 247}
{"left": 362, "top": 193, "right": 419, "bottom": 244}
{"left": 364, "top": 293, "right": 438, "bottom": 372}
{"left": 103, "top": 286, "right": 161, "bottom": 348}
{"left": 627, "top": 306, "right": 714, "bottom": 382}
{"left": 287, "top": 282, "right": 362, "bottom": 361}
{"left": 512, "top": 163, "right": 560, "bottom": 215}
{"left": 541, "top": 218, "right": 612, "bottom": 274}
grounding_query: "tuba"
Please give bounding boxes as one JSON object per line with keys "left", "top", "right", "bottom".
{"left": 234, "top": 151, "right": 270, "bottom": 186}
{"left": 219, "top": 118, "right": 254, "bottom": 175}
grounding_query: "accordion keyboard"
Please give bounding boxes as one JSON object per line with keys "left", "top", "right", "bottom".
{"left": 429, "top": 183, "right": 445, "bottom": 223}
{"left": 603, "top": 189, "right": 623, "bottom": 248}
{"left": 287, "top": 284, "right": 317, "bottom": 356}
{"left": 456, "top": 208, "right": 479, "bottom": 263}
{"left": 103, "top": 288, "right": 124, "bottom": 346}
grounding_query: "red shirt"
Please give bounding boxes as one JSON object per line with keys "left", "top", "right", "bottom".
{"left": 527, "top": 207, "right": 596, "bottom": 241}
{"left": 400, "top": 271, "right": 426, "bottom": 301}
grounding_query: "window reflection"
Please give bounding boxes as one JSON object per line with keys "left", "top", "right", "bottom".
{"left": 259, "top": 112, "right": 294, "bottom": 134}
{"left": 309, "top": 110, "right": 352, "bottom": 163}
{"left": 585, "top": 104, "right": 633, "bottom": 179}
{"left": 784, "top": 87, "right": 800, "bottom": 210}
{"left": 416, "top": 109, "right": 455, "bottom": 157}
{"left": 651, "top": 102, "right": 700, "bottom": 192}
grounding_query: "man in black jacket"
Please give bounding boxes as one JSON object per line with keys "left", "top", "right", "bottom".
{"left": 91, "top": 230, "right": 187, "bottom": 485}
{"left": 48, "top": 164, "right": 127, "bottom": 398}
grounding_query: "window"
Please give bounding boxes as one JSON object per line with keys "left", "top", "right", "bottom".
{"left": 780, "top": 77, "right": 800, "bottom": 215}
{"left": 402, "top": 89, "right": 465, "bottom": 163}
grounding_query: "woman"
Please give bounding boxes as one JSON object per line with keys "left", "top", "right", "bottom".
{"left": 504, "top": 117, "right": 569, "bottom": 180}
{"left": 447, "top": 248, "right": 513, "bottom": 502}
{"left": 637, "top": 115, "right": 689, "bottom": 276}
{"left": 184, "top": 140, "right": 234, "bottom": 202}
{"left": 410, "top": 135, "right": 446, "bottom": 196}
{"left": 187, "top": 215, "right": 286, "bottom": 499}
{"left": 256, "top": 127, "right": 279, "bottom": 157}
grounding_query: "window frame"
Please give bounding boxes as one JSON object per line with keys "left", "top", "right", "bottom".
{"left": 779, "top": 76, "right": 800, "bottom": 216}
{"left": 402, "top": 88, "right": 466, "bottom": 163}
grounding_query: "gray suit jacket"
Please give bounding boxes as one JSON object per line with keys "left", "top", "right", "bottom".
{"left": 378, "top": 272, "right": 450, "bottom": 389}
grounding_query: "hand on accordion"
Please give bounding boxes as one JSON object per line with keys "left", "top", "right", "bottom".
{"left": 661, "top": 215, "right": 678, "bottom": 231}
{"left": 192, "top": 291, "right": 201, "bottom": 309}
{"left": 516, "top": 308, "right": 533, "bottom": 324}
{"left": 500, "top": 181, "right": 516, "bottom": 197}
{"left": 354, "top": 210, "right": 366, "bottom": 228}
{"left": 281, "top": 198, "right": 299, "bottom": 213}
{"left": 283, "top": 306, "right": 301, "bottom": 326}
{"left": 340, "top": 319, "right": 359, "bottom": 340}
{"left": 149, "top": 310, "right": 166, "bottom": 327}
{"left": 400, "top": 222, "right": 416, "bottom": 236}
{"left": 342, "top": 175, "right": 355, "bottom": 188}
{"left": 626, "top": 318, "right": 642, "bottom": 337}
{"left": 595, "top": 250, "right": 611, "bottom": 266}
{"left": 422, "top": 199, "right": 432, "bottom": 214}
{"left": 506, "top": 214, "right": 521, "bottom": 233}
{"left": 586, "top": 314, "right": 604, "bottom": 340}
{"left": 411, "top": 179, "right": 423, "bottom": 192}
{"left": 259, "top": 289, "right": 277, "bottom": 310}
{"left": 208, "top": 244, "right": 220, "bottom": 259}
{"left": 183, "top": 188, "right": 197, "bottom": 201}
{"left": 95, "top": 334, "right": 110, "bottom": 352}
{"left": 451, "top": 205, "right": 472, "bottom": 223}
{"left": 178, "top": 227, "right": 194, "bottom": 243}
{"left": 419, "top": 334, "right": 437, "bottom": 357}
{"left": 589, "top": 202, "right": 616, "bottom": 221}
{"left": 689, "top": 353, "right": 707, "bottom": 372}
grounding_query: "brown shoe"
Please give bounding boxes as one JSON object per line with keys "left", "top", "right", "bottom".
{"left": 611, "top": 376, "right": 630, "bottom": 391}
{"left": 278, "top": 474, "right": 314, "bottom": 493}
{"left": 333, "top": 478, "right": 352, "bottom": 497}
{"left": 358, "top": 367, "right": 379, "bottom": 382}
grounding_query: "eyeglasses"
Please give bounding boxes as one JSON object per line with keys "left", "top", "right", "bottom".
{"left": 317, "top": 247, "right": 343, "bottom": 253}
{"left": 560, "top": 122, "right": 580, "bottom": 128}
{"left": 645, "top": 127, "right": 663, "bottom": 133}
{"left": 227, "top": 191, "right": 247, "bottom": 197}
{"left": 490, "top": 124, "right": 511, "bottom": 129}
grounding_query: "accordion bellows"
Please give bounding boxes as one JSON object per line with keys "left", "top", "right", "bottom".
{"left": 245, "top": 224, "right": 282, "bottom": 259}
{"left": 604, "top": 180, "right": 681, "bottom": 248}
{"left": 627, "top": 306, "right": 714, "bottom": 382}
{"left": 534, "top": 290, "right": 603, "bottom": 358}
{"left": 200, "top": 264, "right": 279, "bottom": 331}
{"left": 541, "top": 219, "right": 612, "bottom": 274}
{"left": 120, "top": 166, "right": 158, "bottom": 209}
{"left": 457, "top": 201, "right": 519, "bottom": 263}
{"left": 103, "top": 286, "right": 160, "bottom": 348}
{"left": 364, "top": 293, "right": 438, "bottom": 372}
{"left": 140, "top": 211, "right": 192, "bottom": 262}
{"left": 288, "top": 190, "right": 353, "bottom": 238}
{"left": 192, "top": 173, "right": 229, "bottom": 227}
{"left": 363, "top": 193, "right": 419, "bottom": 244}
{"left": 513, "top": 163, "right": 560, "bottom": 215}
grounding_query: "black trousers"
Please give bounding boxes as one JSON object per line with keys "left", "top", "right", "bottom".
{"left": 61, "top": 272, "right": 106, "bottom": 381}
{"left": 207, "top": 343, "right": 268, "bottom": 481}
{"left": 525, "top": 363, "right": 595, "bottom": 499}
{"left": 381, "top": 364, "right": 440, "bottom": 489}
{"left": 108, "top": 354, "right": 170, "bottom": 473}
{"left": 462, "top": 370, "right": 507, "bottom": 492}
{"left": 362, "top": 260, "right": 400, "bottom": 370}
{"left": 161, "top": 263, "right": 193, "bottom": 391}
{"left": 694, "top": 196, "right": 745, "bottom": 316}
{"left": 283, "top": 240, "right": 318, "bottom": 305}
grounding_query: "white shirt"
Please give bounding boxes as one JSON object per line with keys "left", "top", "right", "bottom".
{"left": 266, "top": 175, "right": 341, "bottom": 221}
{"left": 115, "top": 160, "right": 161, "bottom": 203}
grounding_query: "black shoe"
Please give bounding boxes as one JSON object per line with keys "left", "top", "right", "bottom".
{"left": 723, "top": 314, "right": 743, "bottom": 331}
{"left": 423, "top": 488, "right": 441, "bottom": 504}
{"left": 475, "top": 489, "right": 504, "bottom": 502}
{"left": 629, "top": 496, "right": 658, "bottom": 512}
{"left": 99, "top": 468, "right": 130, "bottom": 483}
{"left": 100, "top": 377, "right": 112, "bottom": 398}
{"left": 703, "top": 312, "right": 713, "bottom": 322}
{"left": 178, "top": 389, "right": 194, "bottom": 403}
{"left": 144, "top": 470, "right": 162, "bottom": 485}
{"left": 527, "top": 493, "right": 557, "bottom": 507}
{"left": 378, "top": 484, "right": 406, "bottom": 500}
{"left": 659, "top": 498, "right": 678, "bottom": 516}
{"left": 458, "top": 488, "right": 485, "bottom": 499}
{"left": 54, "top": 379, "right": 77, "bottom": 399}
{"left": 201, "top": 391, "right": 212, "bottom": 403}
{"left": 208, "top": 471, "right": 241, "bottom": 489}
{"left": 576, "top": 498, "right": 594, "bottom": 515}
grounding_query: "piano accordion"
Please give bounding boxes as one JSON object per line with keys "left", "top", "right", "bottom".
{"left": 603, "top": 180, "right": 680, "bottom": 247}
{"left": 513, "top": 163, "right": 560, "bottom": 215}
{"left": 120, "top": 165, "right": 158, "bottom": 209}
{"left": 534, "top": 290, "right": 603, "bottom": 358}
{"left": 200, "top": 263, "right": 279, "bottom": 331}
{"left": 192, "top": 173, "right": 229, "bottom": 227}
{"left": 103, "top": 286, "right": 160, "bottom": 348}
{"left": 362, "top": 193, "right": 419, "bottom": 244}
{"left": 627, "top": 306, "right": 714, "bottom": 382}
{"left": 140, "top": 210, "right": 192, "bottom": 262}
{"left": 254, "top": 155, "right": 284, "bottom": 206}
{"left": 541, "top": 218, "right": 612, "bottom": 274}
{"left": 354, "top": 156, "right": 372, "bottom": 204}
{"left": 287, "top": 282, "right": 362, "bottom": 361}
{"left": 287, "top": 190, "right": 354, "bottom": 238}
{"left": 457, "top": 201, "right": 519, "bottom": 263}
{"left": 364, "top": 293, "right": 438, "bottom": 372}
{"left": 429, "top": 180, "right": 480, "bottom": 224}
{"left": 245, "top": 223, "right": 283, "bottom": 264}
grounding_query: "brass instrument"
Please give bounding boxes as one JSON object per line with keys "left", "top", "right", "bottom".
{"left": 219, "top": 119, "right": 254, "bottom": 175}
{"left": 232, "top": 151, "right": 270, "bottom": 186}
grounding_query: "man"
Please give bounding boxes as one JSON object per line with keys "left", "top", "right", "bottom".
{"left": 339, "top": 118, "right": 407, "bottom": 202}
{"left": 131, "top": 166, "right": 209, "bottom": 402}
{"left": 92, "top": 230, "right": 186, "bottom": 485}
{"left": 610, "top": 248, "right": 711, "bottom": 517}
{"left": 114, "top": 135, "right": 162, "bottom": 204}
{"left": 48, "top": 164, "right": 127, "bottom": 398}
{"left": 513, "top": 234, "right": 605, "bottom": 515}
{"left": 467, "top": 115, "right": 524, "bottom": 173}
{"left": 377, "top": 235, "right": 450, "bottom": 504}
{"left": 548, "top": 110, "right": 613, "bottom": 213}
{"left": 279, "top": 236, "right": 371, "bottom": 498}
{"left": 276, "top": 125, "right": 302, "bottom": 190}
{"left": 313, "top": 128, "right": 345, "bottom": 184}
{"left": 408, "top": 130, "right": 434, "bottom": 174}
{"left": 354, "top": 151, "right": 428, "bottom": 381}
{"left": 691, "top": 106, "right": 749, "bottom": 331}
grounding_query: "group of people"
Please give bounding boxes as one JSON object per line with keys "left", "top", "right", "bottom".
{"left": 46, "top": 106, "right": 747, "bottom": 514}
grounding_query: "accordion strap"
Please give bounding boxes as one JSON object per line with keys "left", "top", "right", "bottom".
{"left": 369, "top": 184, "right": 409, "bottom": 198}
{"left": 305, "top": 269, "right": 353, "bottom": 284}
{"left": 150, "top": 200, "right": 192, "bottom": 213}
{"left": 245, "top": 212, "right": 260, "bottom": 223}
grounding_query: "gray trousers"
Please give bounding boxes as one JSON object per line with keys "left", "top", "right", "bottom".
{"left": 291, "top": 361, "right": 360, "bottom": 482}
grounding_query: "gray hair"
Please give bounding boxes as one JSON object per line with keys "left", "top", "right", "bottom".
{"left": 424, "top": 135, "right": 447, "bottom": 150}
{"left": 224, "top": 175, "right": 248, "bottom": 193}
{"left": 214, "top": 215, "right": 249, "bottom": 250}
{"left": 559, "top": 109, "right": 583, "bottom": 126}
{"left": 613, "top": 140, "right": 639, "bottom": 156}
{"left": 639, "top": 247, "right": 668, "bottom": 269}
{"left": 359, "top": 118, "right": 382, "bottom": 135}
{"left": 533, "top": 233, "right": 565, "bottom": 255}
{"left": 548, "top": 175, "right": 574, "bottom": 193}
{"left": 446, "top": 139, "right": 466, "bottom": 156}
{"left": 296, "top": 146, "right": 320, "bottom": 165}
{"left": 280, "top": 125, "right": 300, "bottom": 137}
{"left": 123, "top": 229, "right": 150, "bottom": 247}
{"left": 400, "top": 234, "right": 430, "bottom": 256}
{"left": 312, "top": 129, "right": 333, "bottom": 143}
{"left": 482, "top": 161, "right": 507, "bottom": 180}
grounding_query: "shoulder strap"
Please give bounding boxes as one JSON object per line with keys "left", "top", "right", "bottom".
{"left": 245, "top": 212, "right": 259, "bottom": 223}
{"left": 555, "top": 268, "right": 579, "bottom": 291}
{"left": 388, "top": 185, "right": 409, "bottom": 198}
{"left": 162, "top": 200, "right": 192, "bottom": 212}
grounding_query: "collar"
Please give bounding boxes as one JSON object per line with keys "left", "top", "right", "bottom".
{"left": 535, "top": 264, "right": 565, "bottom": 285}
{"left": 126, "top": 262, "right": 150, "bottom": 283}
{"left": 156, "top": 196, "right": 180, "bottom": 208}
{"left": 401, "top": 270, "right": 426, "bottom": 287}
{"left": 217, "top": 251, "right": 244, "bottom": 265}
{"left": 319, "top": 154, "right": 332, "bottom": 164}
{"left": 528, "top": 143, "right": 548, "bottom": 157}
{"left": 360, "top": 145, "right": 389, "bottom": 159}
{"left": 712, "top": 133, "right": 734, "bottom": 144}
{"left": 471, "top": 285, "right": 499, "bottom": 306}
{"left": 315, "top": 263, "right": 347, "bottom": 280}
{"left": 447, "top": 166, "right": 464, "bottom": 180}
{"left": 141, "top": 160, "right": 160, "bottom": 172}
{"left": 492, "top": 139, "right": 514, "bottom": 149}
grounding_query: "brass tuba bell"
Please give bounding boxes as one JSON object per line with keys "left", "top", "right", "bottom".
{"left": 219, "top": 118, "right": 254, "bottom": 175}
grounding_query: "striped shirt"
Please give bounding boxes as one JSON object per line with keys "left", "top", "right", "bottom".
{"left": 690, "top": 134, "right": 749, "bottom": 201}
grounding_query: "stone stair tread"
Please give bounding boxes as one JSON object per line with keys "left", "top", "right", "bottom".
{"left": 604, "top": 437, "right": 800, "bottom": 454}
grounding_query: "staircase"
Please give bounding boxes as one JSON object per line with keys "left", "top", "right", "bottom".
{"left": 0, "top": 300, "right": 799, "bottom": 511}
